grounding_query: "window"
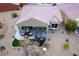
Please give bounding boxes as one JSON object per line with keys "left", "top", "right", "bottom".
{"left": 51, "top": 24, "right": 58, "bottom": 28}
{"left": 55, "top": 24, "right": 58, "bottom": 28}
{"left": 52, "top": 24, "right": 54, "bottom": 28}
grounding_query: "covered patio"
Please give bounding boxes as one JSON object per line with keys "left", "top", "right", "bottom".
{"left": 19, "top": 26, "right": 47, "bottom": 40}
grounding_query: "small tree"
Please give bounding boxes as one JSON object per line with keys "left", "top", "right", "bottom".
{"left": 66, "top": 19, "right": 77, "bottom": 32}
{"left": 12, "top": 38, "right": 20, "bottom": 47}
{"left": 43, "top": 42, "right": 49, "bottom": 48}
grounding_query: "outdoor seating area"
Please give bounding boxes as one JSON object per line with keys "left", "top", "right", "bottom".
{"left": 20, "top": 26, "right": 47, "bottom": 41}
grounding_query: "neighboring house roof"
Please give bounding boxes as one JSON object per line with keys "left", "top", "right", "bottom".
{"left": 58, "top": 3, "right": 79, "bottom": 19}
{"left": 0, "top": 3, "right": 20, "bottom": 12}
{"left": 51, "top": 15, "right": 61, "bottom": 23}
{"left": 16, "top": 4, "right": 63, "bottom": 25}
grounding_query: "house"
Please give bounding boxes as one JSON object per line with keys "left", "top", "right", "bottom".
{"left": 58, "top": 3, "right": 79, "bottom": 36}
{"left": 58, "top": 3, "right": 79, "bottom": 24}
{"left": 15, "top": 4, "right": 63, "bottom": 40}
{"left": 0, "top": 3, "right": 20, "bottom": 12}
{"left": 58, "top": 3, "right": 79, "bottom": 19}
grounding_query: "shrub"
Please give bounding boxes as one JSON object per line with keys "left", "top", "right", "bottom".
{"left": 43, "top": 42, "right": 49, "bottom": 48}
{"left": 63, "top": 42, "right": 69, "bottom": 49}
{"left": 12, "top": 38, "right": 20, "bottom": 47}
{"left": 66, "top": 20, "right": 77, "bottom": 32}
{"left": 0, "top": 34, "right": 4, "bottom": 39}
{"left": 37, "top": 40, "right": 45, "bottom": 47}
{"left": 0, "top": 22, "right": 3, "bottom": 29}
{"left": 12, "top": 12, "right": 18, "bottom": 18}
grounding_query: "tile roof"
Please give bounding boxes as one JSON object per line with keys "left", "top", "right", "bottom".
{"left": 16, "top": 4, "right": 62, "bottom": 25}
{"left": 58, "top": 3, "right": 79, "bottom": 19}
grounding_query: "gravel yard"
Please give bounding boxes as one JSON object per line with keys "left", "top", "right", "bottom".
{"left": 44, "top": 26, "right": 79, "bottom": 56}
{"left": 0, "top": 10, "right": 25, "bottom": 56}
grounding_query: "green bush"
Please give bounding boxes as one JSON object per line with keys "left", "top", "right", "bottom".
{"left": 12, "top": 38, "right": 20, "bottom": 47}
{"left": 66, "top": 20, "right": 77, "bottom": 32}
{"left": 12, "top": 12, "right": 18, "bottom": 18}
{"left": 63, "top": 42, "right": 69, "bottom": 49}
{"left": 0, "top": 22, "right": 3, "bottom": 29}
